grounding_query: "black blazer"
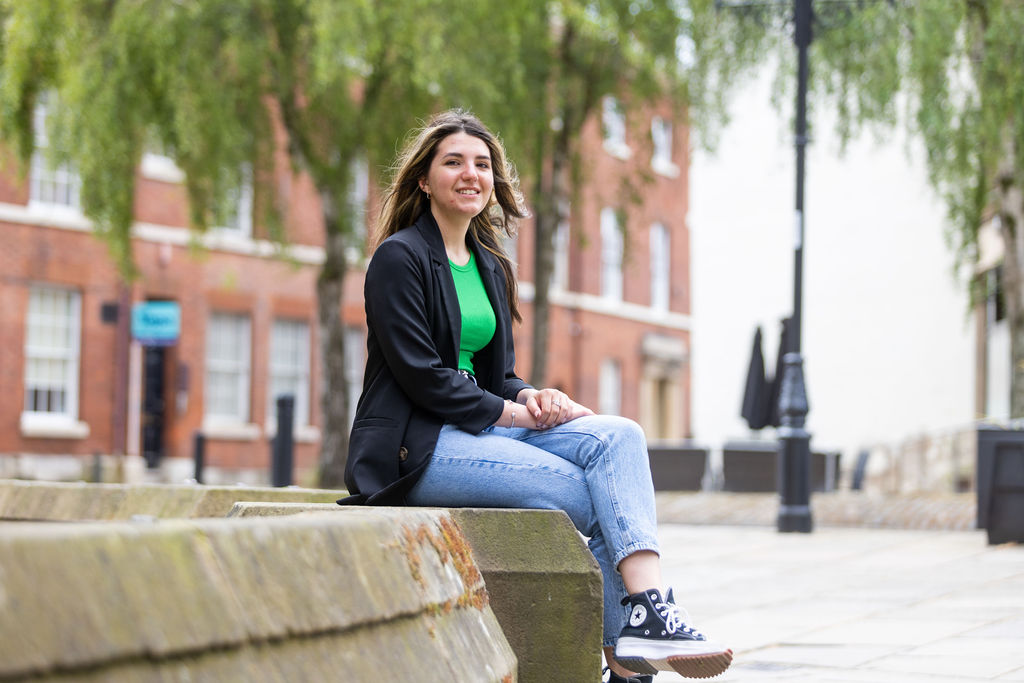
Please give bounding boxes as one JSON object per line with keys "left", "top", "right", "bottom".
{"left": 340, "top": 212, "right": 531, "bottom": 504}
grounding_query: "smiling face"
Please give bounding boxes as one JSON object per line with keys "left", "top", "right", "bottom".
{"left": 419, "top": 131, "right": 494, "bottom": 229}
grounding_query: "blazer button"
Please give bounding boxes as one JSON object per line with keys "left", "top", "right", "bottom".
{"left": 398, "top": 446, "right": 408, "bottom": 462}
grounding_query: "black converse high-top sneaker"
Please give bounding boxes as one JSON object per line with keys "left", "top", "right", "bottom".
{"left": 614, "top": 588, "right": 732, "bottom": 679}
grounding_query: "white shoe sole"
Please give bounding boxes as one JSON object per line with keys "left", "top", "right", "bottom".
{"left": 615, "top": 637, "right": 733, "bottom": 679}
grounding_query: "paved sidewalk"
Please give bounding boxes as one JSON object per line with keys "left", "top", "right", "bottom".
{"left": 652, "top": 524, "right": 1024, "bottom": 682}
{"left": 655, "top": 491, "right": 977, "bottom": 531}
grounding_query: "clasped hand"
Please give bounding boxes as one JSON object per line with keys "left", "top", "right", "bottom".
{"left": 517, "top": 387, "right": 594, "bottom": 429}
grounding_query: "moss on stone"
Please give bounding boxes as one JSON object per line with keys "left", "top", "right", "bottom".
{"left": 224, "top": 503, "right": 605, "bottom": 682}
{"left": 0, "top": 511, "right": 515, "bottom": 681}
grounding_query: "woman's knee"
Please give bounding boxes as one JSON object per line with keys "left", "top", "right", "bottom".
{"left": 581, "top": 414, "right": 647, "bottom": 450}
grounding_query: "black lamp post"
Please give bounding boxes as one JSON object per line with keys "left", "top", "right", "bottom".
{"left": 777, "top": 0, "right": 814, "bottom": 533}
{"left": 714, "top": 0, "right": 816, "bottom": 531}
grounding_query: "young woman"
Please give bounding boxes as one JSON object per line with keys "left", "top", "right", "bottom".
{"left": 341, "top": 110, "right": 731, "bottom": 681}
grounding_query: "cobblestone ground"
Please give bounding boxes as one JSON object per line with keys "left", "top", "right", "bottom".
{"left": 656, "top": 491, "right": 977, "bottom": 531}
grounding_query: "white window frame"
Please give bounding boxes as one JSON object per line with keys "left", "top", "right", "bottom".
{"left": 599, "top": 358, "right": 622, "bottom": 417}
{"left": 551, "top": 219, "right": 570, "bottom": 292}
{"left": 345, "top": 326, "right": 366, "bottom": 428}
{"left": 28, "top": 93, "right": 82, "bottom": 218}
{"left": 601, "top": 208, "right": 624, "bottom": 301}
{"left": 602, "top": 96, "right": 631, "bottom": 160}
{"left": 214, "top": 165, "right": 253, "bottom": 238}
{"left": 20, "top": 285, "right": 89, "bottom": 438}
{"left": 346, "top": 156, "right": 370, "bottom": 264}
{"left": 650, "top": 116, "right": 679, "bottom": 177}
{"left": 650, "top": 222, "right": 671, "bottom": 312}
{"left": 204, "top": 312, "right": 252, "bottom": 428}
{"left": 502, "top": 230, "right": 520, "bottom": 271}
{"left": 267, "top": 318, "right": 311, "bottom": 432}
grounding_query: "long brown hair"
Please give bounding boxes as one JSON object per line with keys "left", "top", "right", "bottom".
{"left": 376, "top": 110, "right": 528, "bottom": 322}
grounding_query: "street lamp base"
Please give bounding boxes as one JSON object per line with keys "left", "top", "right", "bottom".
{"left": 778, "top": 504, "right": 813, "bottom": 533}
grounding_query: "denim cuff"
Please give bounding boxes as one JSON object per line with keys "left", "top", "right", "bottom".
{"left": 612, "top": 539, "right": 661, "bottom": 571}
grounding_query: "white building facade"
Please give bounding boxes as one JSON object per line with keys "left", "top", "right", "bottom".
{"left": 688, "top": 66, "right": 978, "bottom": 490}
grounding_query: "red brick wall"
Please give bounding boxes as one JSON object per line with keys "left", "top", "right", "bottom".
{"left": 509, "top": 101, "right": 692, "bottom": 436}
{"left": 0, "top": 132, "right": 340, "bottom": 475}
{"left": 0, "top": 223, "right": 121, "bottom": 456}
{"left": 134, "top": 174, "right": 190, "bottom": 228}
{"left": 1, "top": 97, "right": 693, "bottom": 477}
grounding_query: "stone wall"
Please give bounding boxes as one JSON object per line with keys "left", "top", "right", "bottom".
{"left": 857, "top": 426, "right": 976, "bottom": 494}
{"left": 230, "top": 503, "right": 605, "bottom": 683}
{"left": 0, "top": 480, "right": 606, "bottom": 682}
{"left": 0, "top": 510, "right": 516, "bottom": 682}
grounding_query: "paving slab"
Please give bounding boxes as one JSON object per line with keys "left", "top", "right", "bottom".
{"left": 647, "top": 524, "right": 1024, "bottom": 682}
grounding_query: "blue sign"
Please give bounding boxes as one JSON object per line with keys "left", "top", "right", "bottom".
{"left": 132, "top": 301, "right": 181, "bottom": 346}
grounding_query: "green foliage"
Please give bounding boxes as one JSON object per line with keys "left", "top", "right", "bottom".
{"left": 684, "top": 0, "right": 786, "bottom": 150}
{"left": 719, "top": 0, "right": 1024, "bottom": 413}
{"left": 0, "top": 0, "right": 851, "bottom": 441}
{"left": 0, "top": 0, "right": 772, "bottom": 263}
{"left": 0, "top": 0, "right": 273, "bottom": 275}
{"left": 806, "top": 0, "right": 1024, "bottom": 275}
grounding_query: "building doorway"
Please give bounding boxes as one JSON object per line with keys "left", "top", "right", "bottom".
{"left": 141, "top": 346, "right": 167, "bottom": 468}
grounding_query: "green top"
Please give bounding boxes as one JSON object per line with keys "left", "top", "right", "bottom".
{"left": 450, "top": 251, "right": 496, "bottom": 375}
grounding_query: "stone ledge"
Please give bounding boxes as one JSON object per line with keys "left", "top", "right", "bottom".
{"left": 230, "top": 503, "right": 604, "bottom": 683}
{"left": 0, "top": 511, "right": 515, "bottom": 682}
{"left": 0, "top": 479, "right": 342, "bottom": 520}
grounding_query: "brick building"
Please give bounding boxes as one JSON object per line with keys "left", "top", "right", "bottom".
{"left": 0, "top": 97, "right": 691, "bottom": 484}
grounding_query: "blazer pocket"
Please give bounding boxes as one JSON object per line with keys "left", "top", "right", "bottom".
{"left": 348, "top": 422, "right": 402, "bottom": 487}
{"left": 353, "top": 416, "right": 396, "bottom": 429}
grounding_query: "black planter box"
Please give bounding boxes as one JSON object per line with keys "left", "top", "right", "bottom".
{"left": 647, "top": 445, "right": 708, "bottom": 491}
{"left": 722, "top": 441, "right": 777, "bottom": 492}
{"left": 721, "top": 441, "right": 839, "bottom": 493}
{"left": 977, "top": 426, "right": 1024, "bottom": 545}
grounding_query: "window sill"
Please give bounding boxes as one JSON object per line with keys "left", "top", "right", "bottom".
{"left": 345, "top": 247, "right": 369, "bottom": 268}
{"left": 652, "top": 158, "right": 680, "bottom": 178}
{"left": 603, "top": 140, "right": 632, "bottom": 161}
{"left": 201, "top": 418, "right": 261, "bottom": 441}
{"left": 140, "top": 153, "right": 185, "bottom": 184}
{"left": 20, "top": 413, "right": 90, "bottom": 439}
{"left": 204, "top": 227, "right": 255, "bottom": 249}
{"left": 265, "top": 424, "right": 321, "bottom": 444}
{"left": 24, "top": 201, "right": 90, "bottom": 230}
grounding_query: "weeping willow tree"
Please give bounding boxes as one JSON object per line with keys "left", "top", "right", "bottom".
{"left": 0, "top": 0, "right": 527, "bottom": 486}
{"left": 721, "top": 0, "right": 1024, "bottom": 415}
{"left": 833, "top": 0, "right": 1024, "bottom": 419}
{"left": 476, "top": 0, "right": 772, "bottom": 386}
{"left": 0, "top": 0, "right": 821, "bottom": 483}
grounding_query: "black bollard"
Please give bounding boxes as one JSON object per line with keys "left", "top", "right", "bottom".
{"left": 193, "top": 431, "right": 205, "bottom": 484}
{"left": 272, "top": 394, "right": 295, "bottom": 487}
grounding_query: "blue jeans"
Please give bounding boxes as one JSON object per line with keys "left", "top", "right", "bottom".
{"left": 405, "top": 414, "right": 660, "bottom": 646}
